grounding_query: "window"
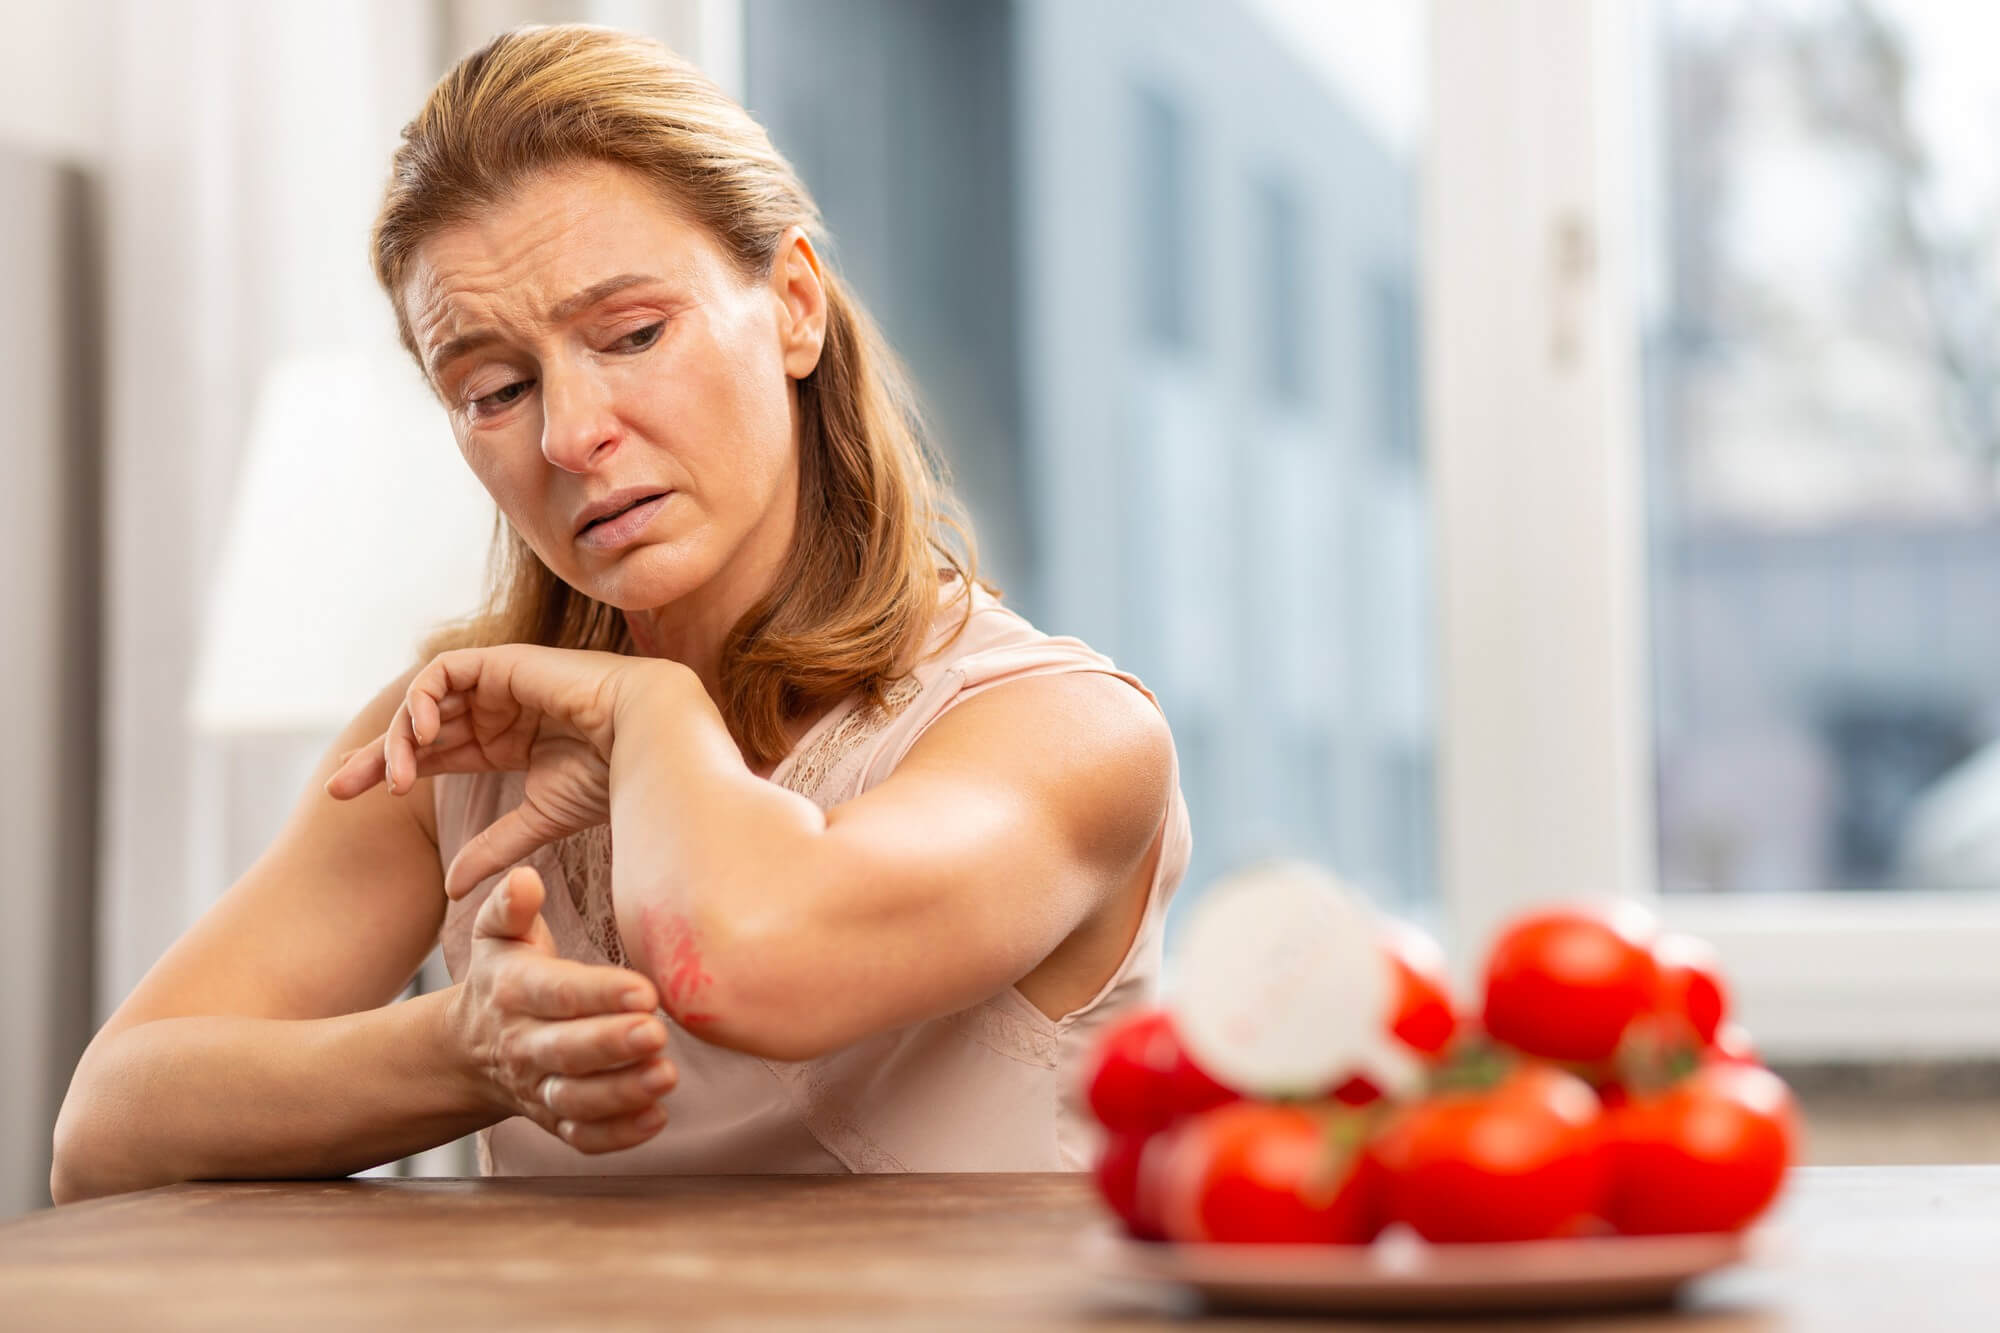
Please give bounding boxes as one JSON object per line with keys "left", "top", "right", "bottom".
{"left": 1646, "top": 0, "right": 2000, "bottom": 899}
{"left": 1429, "top": 0, "right": 2000, "bottom": 1059}
{"left": 1370, "top": 269, "right": 1419, "bottom": 465}
{"left": 751, "top": 0, "right": 1435, "bottom": 938}
{"left": 1254, "top": 174, "right": 1308, "bottom": 406}
{"left": 1135, "top": 84, "right": 1196, "bottom": 352}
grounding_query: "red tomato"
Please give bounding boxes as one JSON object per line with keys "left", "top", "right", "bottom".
{"left": 1086, "top": 1008, "right": 1237, "bottom": 1134}
{"left": 1653, "top": 933, "right": 1729, "bottom": 1046}
{"left": 1333, "top": 921, "right": 1459, "bottom": 1105}
{"left": 1154, "top": 1102, "right": 1380, "bottom": 1245}
{"left": 1605, "top": 1062, "right": 1798, "bottom": 1235}
{"left": 1371, "top": 1063, "right": 1607, "bottom": 1243}
{"left": 1708, "top": 1020, "right": 1760, "bottom": 1066}
{"left": 1483, "top": 904, "right": 1660, "bottom": 1063}
{"left": 1094, "top": 1131, "right": 1165, "bottom": 1239}
{"left": 1383, "top": 920, "right": 1459, "bottom": 1055}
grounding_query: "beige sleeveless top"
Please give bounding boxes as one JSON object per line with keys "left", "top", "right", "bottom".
{"left": 433, "top": 580, "right": 1192, "bottom": 1175}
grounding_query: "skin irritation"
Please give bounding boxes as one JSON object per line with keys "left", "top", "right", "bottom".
{"left": 640, "top": 903, "right": 720, "bottom": 1029}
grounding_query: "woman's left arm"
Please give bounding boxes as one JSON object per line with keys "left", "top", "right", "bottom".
{"left": 607, "top": 662, "right": 1175, "bottom": 1060}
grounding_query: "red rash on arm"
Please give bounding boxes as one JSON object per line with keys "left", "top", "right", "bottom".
{"left": 640, "top": 903, "right": 718, "bottom": 1030}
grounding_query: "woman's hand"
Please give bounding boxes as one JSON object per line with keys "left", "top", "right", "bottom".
{"left": 325, "top": 644, "right": 669, "bottom": 899}
{"left": 449, "top": 864, "right": 679, "bottom": 1153}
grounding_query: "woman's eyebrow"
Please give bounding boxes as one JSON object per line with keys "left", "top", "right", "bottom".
{"left": 427, "top": 273, "right": 667, "bottom": 381}
{"left": 546, "top": 272, "right": 664, "bottom": 323}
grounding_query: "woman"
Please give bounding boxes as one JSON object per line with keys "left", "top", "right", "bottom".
{"left": 51, "top": 24, "right": 1187, "bottom": 1200}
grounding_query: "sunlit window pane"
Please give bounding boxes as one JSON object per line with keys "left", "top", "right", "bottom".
{"left": 1646, "top": 0, "right": 2000, "bottom": 893}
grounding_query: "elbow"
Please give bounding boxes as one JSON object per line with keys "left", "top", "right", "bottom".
{"left": 49, "top": 1069, "right": 140, "bottom": 1206}
{"left": 50, "top": 1105, "right": 117, "bottom": 1207}
{"left": 49, "top": 1095, "right": 87, "bottom": 1206}
{"left": 638, "top": 901, "right": 845, "bottom": 1063}
{"left": 49, "top": 1158, "right": 94, "bottom": 1208}
{"left": 49, "top": 1129, "right": 94, "bottom": 1207}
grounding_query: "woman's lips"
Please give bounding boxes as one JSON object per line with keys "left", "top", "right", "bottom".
{"left": 577, "top": 492, "right": 670, "bottom": 549}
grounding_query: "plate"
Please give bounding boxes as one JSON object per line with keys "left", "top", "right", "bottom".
{"left": 1086, "top": 1225, "right": 1763, "bottom": 1314}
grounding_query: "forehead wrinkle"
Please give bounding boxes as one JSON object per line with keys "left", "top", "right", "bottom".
{"left": 410, "top": 194, "right": 612, "bottom": 375}
{"left": 409, "top": 165, "right": 714, "bottom": 382}
{"left": 422, "top": 273, "right": 665, "bottom": 383}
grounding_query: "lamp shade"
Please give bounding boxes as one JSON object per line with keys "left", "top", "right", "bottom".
{"left": 189, "top": 350, "right": 496, "bottom": 734}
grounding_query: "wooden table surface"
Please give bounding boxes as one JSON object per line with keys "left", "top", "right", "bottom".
{"left": 2, "top": 1166, "right": 1995, "bottom": 1330}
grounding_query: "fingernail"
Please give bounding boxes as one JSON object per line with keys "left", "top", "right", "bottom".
{"left": 640, "top": 1063, "right": 675, "bottom": 1093}
{"left": 622, "top": 990, "right": 653, "bottom": 1011}
{"left": 628, "top": 1024, "right": 664, "bottom": 1053}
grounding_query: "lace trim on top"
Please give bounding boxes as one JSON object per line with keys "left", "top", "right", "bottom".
{"left": 554, "top": 822, "right": 624, "bottom": 968}
{"left": 941, "top": 997, "right": 1059, "bottom": 1068}
{"left": 759, "top": 1059, "right": 910, "bottom": 1173}
{"left": 783, "top": 674, "right": 923, "bottom": 801}
{"left": 550, "top": 672, "right": 927, "bottom": 968}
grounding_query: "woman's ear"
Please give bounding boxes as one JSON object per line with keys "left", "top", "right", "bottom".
{"left": 771, "top": 225, "right": 828, "bottom": 380}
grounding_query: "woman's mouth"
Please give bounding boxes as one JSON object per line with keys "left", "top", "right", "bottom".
{"left": 578, "top": 492, "right": 670, "bottom": 550}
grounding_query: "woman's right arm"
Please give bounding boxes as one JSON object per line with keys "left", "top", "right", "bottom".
{"left": 48, "top": 668, "right": 497, "bottom": 1204}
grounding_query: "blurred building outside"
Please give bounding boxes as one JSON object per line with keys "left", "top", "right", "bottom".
{"left": 1646, "top": 0, "right": 2000, "bottom": 897}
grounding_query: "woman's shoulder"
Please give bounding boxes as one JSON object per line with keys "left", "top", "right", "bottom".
{"left": 909, "top": 574, "right": 1108, "bottom": 681}
{"left": 848, "top": 577, "right": 1159, "bottom": 790}
{"left": 780, "top": 577, "right": 1135, "bottom": 805}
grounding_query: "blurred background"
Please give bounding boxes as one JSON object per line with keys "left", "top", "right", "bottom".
{"left": 5, "top": 0, "right": 1998, "bottom": 1220}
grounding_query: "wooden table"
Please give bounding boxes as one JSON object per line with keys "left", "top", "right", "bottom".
{"left": 2, "top": 1167, "right": 1995, "bottom": 1329}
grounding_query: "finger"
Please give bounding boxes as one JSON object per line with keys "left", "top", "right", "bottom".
{"left": 401, "top": 738, "right": 496, "bottom": 776}
{"left": 403, "top": 669, "right": 451, "bottom": 777}
{"left": 435, "top": 645, "right": 616, "bottom": 752}
{"left": 324, "top": 738, "right": 389, "bottom": 800}
{"left": 555, "top": 1102, "right": 669, "bottom": 1155}
{"left": 473, "top": 865, "right": 547, "bottom": 943}
{"left": 536, "top": 1056, "right": 678, "bottom": 1122}
{"left": 411, "top": 683, "right": 441, "bottom": 748}
{"left": 328, "top": 722, "right": 484, "bottom": 801}
{"left": 524, "top": 1011, "right": 667, "bottom": 1077}
{"left": 407, "top": 714, "right": 478, "bottom": 762}
{"left": 395, "top": 689, "right": 425, "bottom": 795}
{"left": 513, "top": 959, "right": 660, "bottom": 1021}
{"left": 445, "top": 802, "right": 575, "bottom": 901}
{"left": 380, "top": 699, "right": 409, "bottom": 795}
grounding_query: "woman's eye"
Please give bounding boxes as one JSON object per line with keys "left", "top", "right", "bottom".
{"left": 471, "top": 380, "right": 533, "bottom": 414}
{"left": 615, "top": 322, "right": 665, "bottom": 351}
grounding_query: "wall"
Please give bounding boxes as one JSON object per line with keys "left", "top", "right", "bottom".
{"left": 0, "top": 0, "right": 110, "bottom": 1221}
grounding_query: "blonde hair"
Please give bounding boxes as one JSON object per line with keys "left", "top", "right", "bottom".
{"left": 371, "top": 24, "right": 991, "bottom": 768}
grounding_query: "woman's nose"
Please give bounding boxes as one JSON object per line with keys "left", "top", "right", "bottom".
{"left": 539, "top": 367, "right": 620, "bottom": 471}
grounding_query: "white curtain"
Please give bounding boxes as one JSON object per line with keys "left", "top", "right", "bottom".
{"left": 97, "top": 0, "right": 443, "bottom": 1019}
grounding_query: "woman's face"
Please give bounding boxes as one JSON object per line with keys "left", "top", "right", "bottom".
{"left": 401, "top": 160, "right": 826, "bottom": 615}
